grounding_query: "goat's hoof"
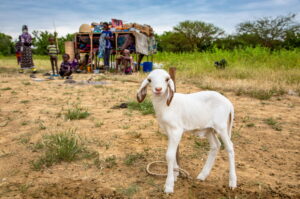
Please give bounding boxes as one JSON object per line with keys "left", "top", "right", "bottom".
{"left": 229, "top": 180, "right": 237, "bottom": 189}
{"left": 164, "top": 186, "right": 174, "bottom": 193}
{"left": 196, "top": 173, "right": 207, "bottom": 181}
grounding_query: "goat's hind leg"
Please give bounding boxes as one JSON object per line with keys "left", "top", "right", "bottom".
{"left": 219, "top": 129, "right": 237, "bottom": 189}
{"left": 197, "top": 130, "right": 220, "bottom": 181}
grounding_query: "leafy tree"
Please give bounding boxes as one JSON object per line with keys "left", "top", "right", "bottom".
{"left": 159, "top": 31, "right": 193, "bottom": 52}
{"left": 0, "top": 33, "right": 14, "bottom": 55}
{"left": 213, "top": 35, "right": 245, "bottom": 50}
{"left": 173, "top": 20, "right": 224, "bottom": 51}
{"left": 32, "top": 30, "right": 55, "bottom": 55}
{"left": 31, "top": 31, "right": 74, "bottom": 55}
{"left": 283, "top": 31, "right": 300, "bottom": 49}
{"left": 236, "top": 13, "right": 300, "bottom": 49}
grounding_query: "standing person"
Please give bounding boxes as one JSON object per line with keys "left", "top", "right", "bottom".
{"left": 47, "top": 37, "right": 59, "bottom": 75}
{"left": 19, "top": 25, "right": 36, "bottom": 73}
{"left": 101, "top": 22, "right": 113, "bottom": 70}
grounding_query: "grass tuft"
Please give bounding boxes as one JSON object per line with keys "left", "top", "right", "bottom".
{"left": 65, "top": 106, "right": 90, "bottom": 120}
{"left": 127, "top": 99, "right": 154, "bottom": 115}
{"left": 31, "top": 129, "right": 94, "bottom": 170}
{"left": 117, "top": 184, "right": 139, "bottom": 197}
{"left": 264, "top": 117, "right": 282, "bottom": 131}
{"left": 1, "top": 87, "right": 12, "bottom": 91}
{"left": 124, "top": 153, "right": 145, "bottom": 166}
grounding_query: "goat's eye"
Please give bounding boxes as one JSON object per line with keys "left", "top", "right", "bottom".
{"left": 148, "top": 79, "right": 151, "bottom": 83}
{"left": 166, "top": 77, "right": 170, "bottom": 82}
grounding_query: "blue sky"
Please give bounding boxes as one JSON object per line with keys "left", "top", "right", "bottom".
{"left": 0, "top": 0, "right": 299, "bottom": 39}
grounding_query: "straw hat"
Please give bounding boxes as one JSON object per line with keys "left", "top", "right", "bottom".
{"left": 79, "top": 24, "right": 91, "bottom": 33}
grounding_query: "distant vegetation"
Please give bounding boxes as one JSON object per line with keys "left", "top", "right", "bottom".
{"left": 0, "top": 14, "right": 299, "bottom": 56}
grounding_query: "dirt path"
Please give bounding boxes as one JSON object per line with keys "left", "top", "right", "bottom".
{"left": 0, "top": 73, "right": 299, "bottom": 199}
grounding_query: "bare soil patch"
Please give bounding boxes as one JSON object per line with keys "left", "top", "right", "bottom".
{"left": 0, "top": 73, "right": 299, "bottom": 199}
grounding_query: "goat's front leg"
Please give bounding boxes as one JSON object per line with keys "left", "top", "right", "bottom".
{"left": 165, "top": 129, "right": 182, "bottom": 193}
{"left": 173, "top": 147, "right": 180, "bottom": 182}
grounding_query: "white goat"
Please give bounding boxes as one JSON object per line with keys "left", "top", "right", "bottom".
{"left": 137, "top": 69, "right": 237, "bottom": 193}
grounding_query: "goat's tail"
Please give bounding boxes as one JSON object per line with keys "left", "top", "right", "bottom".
{"left": 227, "top": 106, "right": 234, "bottom": 139}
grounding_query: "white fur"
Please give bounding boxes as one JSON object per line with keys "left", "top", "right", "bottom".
{"left": 137, "top": 69, "right": 237, "bottom": 193}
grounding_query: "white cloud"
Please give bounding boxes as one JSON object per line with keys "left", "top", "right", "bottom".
{"left": 0, "top": 0, "right": 299, "bottom": 39}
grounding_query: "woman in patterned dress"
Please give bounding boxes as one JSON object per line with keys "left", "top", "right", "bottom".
{"left": 19, "top": 25, "right": 36, "bottom": 73}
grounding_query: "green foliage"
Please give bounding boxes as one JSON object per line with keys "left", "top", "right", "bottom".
{"left": 236, "top": 13, "right": 300, "bottom": 49}
{"left": 264, "top": 118, "right": 282, "bottom": 131}
{"left": 0, "top": 87, "right": 12, "bottom": 91}
{"left": 124, "top": 153, "right": 145, "bottom": 166}
{"left": 117, "top": 184, "right": 139, "bottom": 197}
{"left": 0, "top": 33, "right": 14, "bottom": 55}
{"left": 174, "top": 20, "right": 224, "bottom": 51}
{"left": 159, "top": 31, "right": 194, "bottom": 52}
{"left": 31, "top": 31, "right": 74, "bottom": 55}
{"left": 158, "top": 20, "right": 224, "bottom": 52}
{"left": 65, "top": 106, "right": 90, "bottom": 120}
{"left": 32, "top": 31, "right": 54, "bottom": 55}
{"left": 31, "top": 129, "right": 93, "bottom": 170}
{"left": 104, "top": 155, "right": 117, "bottom": 168}
{"left": 235, "top": 87, "right": 285, "bottom": 100}
{"left": 127, "top": 99, "right": 154, "bottom": 115}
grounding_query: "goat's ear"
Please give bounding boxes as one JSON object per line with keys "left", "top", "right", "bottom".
{"left": 137, "top": 78, "right": 149, "bottom": 103}
{"left": 166, "top": 78, "right": 175, "bottom": 106}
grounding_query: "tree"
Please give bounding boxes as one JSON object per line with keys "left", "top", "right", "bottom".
{"left": 159, "top": 31, "right": 194, "bottom": 52}
{"left": 173, "top": 20, "right": 224, "bottom": 51}
{"left": 31, "top": 31, "right": 74, "bottom": 55}
{"left": 236, "top": 13, "right": 300, "bottom": 49}
{"left": 32, "top": 30, "right": 55, "bottom": 55}
{"left": 0, "top": 33, "right": 14, "bottom": 55}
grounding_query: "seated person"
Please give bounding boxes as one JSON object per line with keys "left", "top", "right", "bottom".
{"left": 116, "top": 49, "right": 133, "bottom": 74}
{"left": 72, "top": 53, "right": 81, "bottom": 72}
{"left": 59, "top": 54, "right": 72, "bottom": 78}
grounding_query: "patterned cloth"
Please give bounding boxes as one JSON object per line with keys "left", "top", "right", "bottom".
{"left": 47, "top": 44, "right": 59, "bottom": 56}
{"left": 60, "top": 61, "right": 72, "bottom": 73}
{"left": 71, "top": 59, "right": 79, "bottom": 71}
{"left": 98, "top": 31, "right": 113, "bottom": 58}
{"left": 102, "top": 30, "right": 113, "bottom": 49}
{"left": 20, "top": 32, "right": 34, "bottom": 69}
{"left": 98, "top": 33, "right": 106, "bottom": 58}
{"left": 15, "top": 41, "right": 22, "bottom": 65}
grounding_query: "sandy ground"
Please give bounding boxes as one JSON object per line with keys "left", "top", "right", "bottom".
{"left": 0, "top": 72, "right": 299, "bottom": 199}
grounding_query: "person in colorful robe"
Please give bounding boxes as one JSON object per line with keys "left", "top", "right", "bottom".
{"left": 19, "top": 25, "right": 36, "bottom": 73}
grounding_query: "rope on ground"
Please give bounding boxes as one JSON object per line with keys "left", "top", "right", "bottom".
{"left": 146, "top": 161, "right": 191, "bottom": 179}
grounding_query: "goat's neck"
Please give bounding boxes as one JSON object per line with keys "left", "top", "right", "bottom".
{"left": 151, "top": 92, "right": 169, "bottom": 115}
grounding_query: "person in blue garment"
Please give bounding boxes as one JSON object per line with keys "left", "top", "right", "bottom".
{"left": 100, "top": 22, "right": 113, "bottom": 70}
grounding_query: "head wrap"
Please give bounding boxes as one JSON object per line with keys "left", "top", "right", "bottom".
{"left": 22, "top": 25, "right": 28, "bottom": 31}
